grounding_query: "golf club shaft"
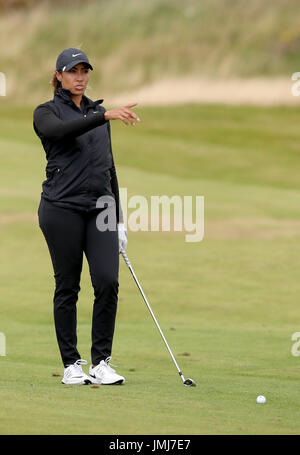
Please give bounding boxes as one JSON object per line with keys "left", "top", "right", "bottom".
{"left": 121, "top": 250, "right": 186, "bottom": 384}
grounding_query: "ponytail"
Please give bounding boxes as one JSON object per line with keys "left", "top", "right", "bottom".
{"left": 51, "top": 71, "right": 62, "bottom": 94}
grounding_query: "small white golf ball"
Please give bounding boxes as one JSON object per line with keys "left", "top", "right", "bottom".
{"left": 256, "top": 395, "right": 266, "bottom": 404}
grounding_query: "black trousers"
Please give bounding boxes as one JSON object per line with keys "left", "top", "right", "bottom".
{"left": 38, "top": 197, "right": 119, "bottom": 367}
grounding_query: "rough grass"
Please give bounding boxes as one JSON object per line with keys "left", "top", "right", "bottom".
{"left": 1, "top": 0, "right": 300, "bottom": 103}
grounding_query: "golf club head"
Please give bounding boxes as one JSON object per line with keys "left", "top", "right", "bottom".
{"left": 183, "top": 378, "right": 196, "bottom": 387}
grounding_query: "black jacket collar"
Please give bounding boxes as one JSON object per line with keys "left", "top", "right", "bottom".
{"left": 55, "top": 88, "right": 104, "bottom": 109}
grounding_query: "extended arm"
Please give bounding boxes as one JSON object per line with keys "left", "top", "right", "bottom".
{"left": 33, "top": 104, "right": 107, "bottom": 141}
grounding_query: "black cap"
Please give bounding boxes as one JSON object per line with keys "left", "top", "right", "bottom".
{"left": 56, "top": 48, "right": 93, "bottom": 72}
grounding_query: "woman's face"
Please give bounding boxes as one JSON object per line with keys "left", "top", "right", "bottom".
{"left": 56, "top": 63, "right": 89, "bottom": 95}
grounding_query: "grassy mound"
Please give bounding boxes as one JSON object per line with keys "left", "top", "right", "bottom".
{"left": 0, "top": 0, "right": 300, "bottom": 102}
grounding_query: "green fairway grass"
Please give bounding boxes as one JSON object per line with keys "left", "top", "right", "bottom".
{"left": 1, "top": 103, "right": 300, "bottom": 435}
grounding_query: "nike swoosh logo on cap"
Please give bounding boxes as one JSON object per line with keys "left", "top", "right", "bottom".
{"left": 72, "top": 53, "right": 82, "bottom": 57}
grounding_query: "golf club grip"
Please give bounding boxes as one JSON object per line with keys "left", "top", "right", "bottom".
{"left": 121, "top": 249, "right": 131, "bottom": 267}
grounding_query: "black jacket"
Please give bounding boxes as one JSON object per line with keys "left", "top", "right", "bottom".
{"left": 33, "top": 88, "right": 122, "bottom": 221}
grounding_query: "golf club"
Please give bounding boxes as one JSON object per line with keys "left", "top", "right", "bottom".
{"left": 121, "top": 249, "right": 196, "bottom": 387}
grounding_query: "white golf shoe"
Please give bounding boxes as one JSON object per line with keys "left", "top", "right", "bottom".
{"left": 89, "top": 357, "right": 125, "bottom": 385}
{"left": 61, "top": 359, "right": 92, "bottom": 385}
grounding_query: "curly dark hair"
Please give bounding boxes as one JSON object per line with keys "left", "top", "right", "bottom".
{"left": 51, "top": 71, "right": 62, "bottom": 94}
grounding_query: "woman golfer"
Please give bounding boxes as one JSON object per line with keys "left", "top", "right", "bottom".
{"left": 33, "top": 48, "right": 140, "bottom": 385}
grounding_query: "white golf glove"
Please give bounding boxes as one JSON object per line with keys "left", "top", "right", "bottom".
{"left": 118, "top": 223, "right": 127, "bottom": 253}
